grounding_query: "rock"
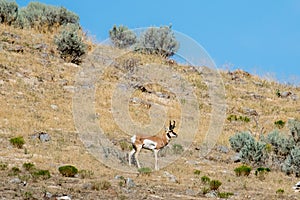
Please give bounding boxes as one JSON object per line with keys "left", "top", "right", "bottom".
{"left": 39, "top": 132, "right": 51, "bottom": 142}
{"left": 163, "top": 171, "right": 178, "bottom": 183}
{"left": 232, "top": 153, "right": 241, "bottom": 163}
{"left": 31, "top": 131, "right": 51, "bottom": 142}
{"left": 82, "top": 183, "right": 93, "bottom": 190}
{"left": 217, "top": 146, "right": 229, "bottom": 154}
{"left": 51, "top": 104, "right": 58, "bottom": 110}
{"left": 279, "top": 91, "right": 292, "bottom": 98}
{"left": 126, "top": 178, "right": 135, "bottom": 188}
{"left": 186, "top": 189, "right": 197, "bottom": 196}
{"left": 33, "top": 43, "right": 47, "bottom": 50}
{"left": 63, "top": 86, "right": 76, "bottom": 93}
{"left": 205, "top": 190, "right": 218, "bottom": 198}
{"left": 10, "top": 177, "right": 21, "bottom": 184}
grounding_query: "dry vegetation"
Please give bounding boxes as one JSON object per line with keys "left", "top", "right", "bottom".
{"left": 0, "top": 23, "right": 300, "bottom": 199}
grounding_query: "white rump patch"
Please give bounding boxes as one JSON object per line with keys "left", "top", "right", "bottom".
{"left": 131, "top": 135, "right": 136, "bottom": 143}
{"left": 143, "top": 139, "right": 157, "bottom": 150}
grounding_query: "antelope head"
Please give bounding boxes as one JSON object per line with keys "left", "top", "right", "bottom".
{"left": 166, "top": 120, "right": 177, "bottom": 138}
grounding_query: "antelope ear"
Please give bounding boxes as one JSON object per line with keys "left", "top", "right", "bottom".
{"left": 172, "top": 120, "right": 176, "bottom": 128}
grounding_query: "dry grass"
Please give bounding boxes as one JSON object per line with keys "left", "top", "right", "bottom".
{"left": 0, "top": 23, "right": 300, "bottom": 199}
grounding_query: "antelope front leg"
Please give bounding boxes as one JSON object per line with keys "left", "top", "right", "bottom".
{"left": 135, "top": 145, "right": 142, "bottom": 168}
{"left": 129, "top": 149, "right": 135, "bottom": 166}
{"left": 154, "top": 149, "right": 159, "bottom": 170}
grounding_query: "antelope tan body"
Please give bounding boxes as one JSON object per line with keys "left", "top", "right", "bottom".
{"left": 129, "top": 121, "right": 177, "bottom": 170}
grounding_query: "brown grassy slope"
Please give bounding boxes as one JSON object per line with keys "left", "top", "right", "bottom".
{"left": 0, "top": 24, "right": 300, "bottom": 199}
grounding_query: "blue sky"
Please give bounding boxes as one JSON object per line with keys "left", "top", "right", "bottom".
{"left": 16, "top": 0, "right": 300, "bottom": 85}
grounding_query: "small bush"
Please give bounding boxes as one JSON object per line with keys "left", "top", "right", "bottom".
{"left": 58, "top": 165, "right": 78, "bottom": 177}
{"left": 0, "top": 162, "right": 8, "bottom": 170}
{"left": 274, "top": 120, "right": 285, "bottom": 129}
{"left": 119, "top": 140, "right": 131, "bottom": 151}
{"left": 276, "top": 188, "right": 284, "bottom": 195}
{"left": 109, "top": 25, "right": 137, "bottom": 49}
{"left": 138, "top": 167, "right": 152, "bottom": 176}
{"left": 54, "top": 23, "right": 87, "bottom": 64}
{"left": 282, "top": 146, "right": 300, "bottom": 177}
{"left": 234, "top": 165, "right": 252, "bottom": 177}
{"left": 288, "top": 119, "right": 300, "bottom": 143}
{"left": 229, "top": 132, "right": 255, "bottom": 152}
{"left": 172, "top": 143, "right": 184, "bottom": 154}
{"left": 209, "top": 180, "right": 222, "bottom": 191}
{"left": 217, "top": 192, "right": 234, "bottom": 198}
{"left": 14, "top": 2, "right": 79, "bottom": 31}
{"left": 31, "top": 169, "right": 51, "bottom": 180}
{"left": 201, "top": 175, "right": 210, "bottom": 184}
{"left": 78, "top": 169, "right": 94, "bottom": 179}
{"left": 266, "top": 130, "right": 294, "bottom": 158}
{"left": 10, "top": 136, "right": 25, "bottom": 149}
{"left": 0, "top": 0, "right": 18, "bottom": 25}
{"left": 92, "top": 180, "right": 111, "bottom": 191}
{"left": 202, "top": 187, "right": 210, "bottom": 195}
{"left": 136, "top": 25, "right": 179, "bottom": 58}
{"left": 255, "top": 167, "right": 270, "bottom": 180}
{"left": 9, "top": 166, "right": 21, "bottom": 176}
{"left": 193, "top": 169, "right": 201, "bottom": 175}
{"left": 22, "top": 162, "right": 35, "bottom": 171}
{"left": 227, "top": 115, "right": 250, "bottom": 123}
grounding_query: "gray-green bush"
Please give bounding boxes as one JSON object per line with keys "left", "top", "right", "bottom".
{"left": 229, "top": 131, "right": 255, "bottom": 152}
{"left": 54, "top": 24, "right": 87, "bottom": 64}
{"left": 265, "top": 130, "right": 294, "bottom": 158}
{"left": 0, "top": 0, "right": 18, "bottom": 25}
{"left": 230, "top": 119, "right": 300, "bottom": 177}
{"left": 14, "top": 2, "right": 79, "bottom": 31}
{"left": 288, "top": 119, "right": 300, "bottom": 143}
{"left": 109, "top": 25, "right": 137, "bottom": 49}
{"left": 282, "top": 146, "right": 300, "bottom": 177}
{"left": 136, "top": 25, "right": 179, "bottom": 57}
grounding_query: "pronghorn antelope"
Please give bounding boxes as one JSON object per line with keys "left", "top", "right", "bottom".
{"left": 129, "top": 120, "right": 177, "bottom": 170}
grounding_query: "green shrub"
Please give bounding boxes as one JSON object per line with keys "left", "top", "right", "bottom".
{"left": 54, "top": 23, "right": 87, "bottom": 64}
{"left": 14, "top": 2, "right": 79, "bottom": 31}
{"left": 0, "top": 0, "right": 18, "bottom": 25}
{"left": 227, "top": 115, "right": 250, "bottom": 123}
{"left": 109, "top": 25, "right": 137, "bottom": 49}
{"left": 201, "top": 187, "right": 210, "bottom": 195}
{"left": 217, "top": 192, "right": 234, "bottom": 198}
{"left": 31, "top": 169, "right": 51, "bottom": 180}
{"left": 234, "top": 165, "right": 252, "bottom": 177}
{"left": 209, "top": 180, "right": 222, "bottom": 191}
{"left": 22, "top": 162, "right": 35, "bottom": 171}
{"left": 172, "top": 143, "right": 184, "bottom": 154}
{"left": 9, "top": 166, "right": 21, "bottom": 176}
{"left": 201, "top": 175, "right": 210, "bottom": 184}
{"left": 193, "top": 169, "right": 201, "bottom": 175}
{"left": 255, "top": 167, "right": 270, "bottom": 180}
{"left": 276, "top": 188, "right": 284, "bottom": 195}
{"left": 136, "top": 25, "right": 179, "bottom": 58}
{"left": 138, "top": 167, "right": 152, "bottom": 176}
{"left": 0, "top": 162, "right": 8, "bottom": 170}
{"left": 274, "top": 120, "right": 285, "bottom": 129}
{"left": 92, "top": 180, "right": 111, "bottom": 191}
{"left": 10, "top": 136, "right": 25, "bottom": 149}
{"left": 58, "top": 165, "right": 78, "bottom": 177}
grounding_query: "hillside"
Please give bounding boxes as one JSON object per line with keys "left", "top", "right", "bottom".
{"left": 0, "top": 23, "right": 300, "bottom": 199}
